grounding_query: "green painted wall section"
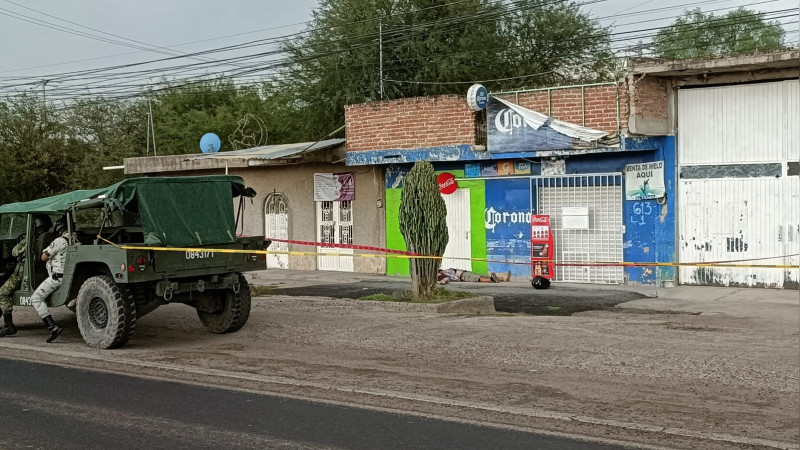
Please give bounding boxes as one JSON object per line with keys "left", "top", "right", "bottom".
{"left": 385, "top": 169, "right": 486, "bottom": 277}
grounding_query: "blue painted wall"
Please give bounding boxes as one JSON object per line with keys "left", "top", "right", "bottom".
{"left": 485, "top": 179, "right": 533, "bottom": 278}
{"left": 623, "top": 136, "right": 675, "bottom": 285}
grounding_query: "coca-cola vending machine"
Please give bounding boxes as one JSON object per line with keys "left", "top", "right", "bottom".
{"left": 530, "top": 215, "right": 554, "bottom": 289}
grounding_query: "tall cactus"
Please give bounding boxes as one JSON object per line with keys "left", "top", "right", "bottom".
{"left": 399, "top": 161, "right": 449, "bottom": 298}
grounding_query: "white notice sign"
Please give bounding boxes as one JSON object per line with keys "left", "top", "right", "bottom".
{"left": 624, "top": 160, "right": 665, "bottom": 200}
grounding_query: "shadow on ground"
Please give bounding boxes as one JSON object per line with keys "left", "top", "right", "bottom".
{"left": 266, "top": 281, "right": 647, "bottom": 316}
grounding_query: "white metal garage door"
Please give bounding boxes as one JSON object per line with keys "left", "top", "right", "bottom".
{"left": 677, "top": 81, "right": 799, "bottom": 288}
{"left": 536, "top": 174, "right": 624, "bottom": 284}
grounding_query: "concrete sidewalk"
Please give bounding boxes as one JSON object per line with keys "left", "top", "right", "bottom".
{"left": 246, "top": 269, "right": 658, "bottom": 295}
{"left": 246, "top": 269, "right": 800, "bottom": 321}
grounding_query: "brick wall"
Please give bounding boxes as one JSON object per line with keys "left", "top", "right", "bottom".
{"left": 345, "top": 95, "right": 476, "bottom": 152}
{"left": 345, "top": 80, "right": 670, "bottom": 151}
{"left": 496, "top": 84, "right": 624, "bottom": 134}
{"left": 628, "top": 75, "right": 668, "bottom": 120}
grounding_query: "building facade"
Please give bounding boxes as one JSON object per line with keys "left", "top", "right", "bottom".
{"left": 345, "top": 82, "right": 677, "bottom": 286}
{"left": 124, "top": 140, "right": 387, "bottom": 274}
{"left": 628, "top": 50, "right": 799, "bottom": 288}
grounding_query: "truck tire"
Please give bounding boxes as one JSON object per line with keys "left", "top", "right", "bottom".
{"left": 197, "top": 274, "right": 251, "bottom": 334}
{"left": 76, "top": 275, "right": 137, "bottom": 349}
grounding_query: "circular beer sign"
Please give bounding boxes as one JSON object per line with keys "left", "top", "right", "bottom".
{"left": 437, "top": 172, "right": 458, "bottom": 195}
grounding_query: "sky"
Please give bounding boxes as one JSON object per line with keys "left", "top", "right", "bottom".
{"left": 0, "top": 0, "right": 797, "bottom": 99}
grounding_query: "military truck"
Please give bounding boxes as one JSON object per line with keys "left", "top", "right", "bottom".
{"left": 0, "top": 175, "right": 268, "bottom": 349}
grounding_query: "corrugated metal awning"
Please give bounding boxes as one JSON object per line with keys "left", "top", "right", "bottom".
{"left": 190, "top": 138, "right": 345, "bottom": 161}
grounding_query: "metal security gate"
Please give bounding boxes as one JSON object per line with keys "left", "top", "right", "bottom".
{"left": 534, "top": 174, "right": 624, "bottom": 284}
{"left": 264, "top": 193, "right": 289, "bottom": 269}
{"left": 316, "top": 200, "right": 354, "bottom": 272}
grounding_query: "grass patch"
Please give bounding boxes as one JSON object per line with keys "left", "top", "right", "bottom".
{"left": 250, "top": 284, "right": 277, "bottom": 296}
{"left": 544, "top": 305, "right": 562, "bottom": 312}
{"left": 360, "top": 288, "right": 474, "bottom": 304}
{"left": 360, "top": 293, "right": 395, "bottom": 302}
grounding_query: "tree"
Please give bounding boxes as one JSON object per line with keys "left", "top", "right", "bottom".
{"left": 0, "top": 95, "right": 82, "bottom": 203}
{"left": 270, "top": 0, "right": 616, "bottom": 141}
{"left": 500, "top": 3, "right": 617, "bottom": 86}
{"left": 64, "top": 99, "right": 149, "bottom": 190}
{"left": 398, "top": 161, "right": 448, "bottom": 298}
{"left": 653, "top": 8, "right": 786, "bottom": 59}
{"left": 148, "top": 81, "right": 278, "bottom": 155}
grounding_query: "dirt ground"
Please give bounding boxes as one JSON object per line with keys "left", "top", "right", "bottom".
{"left": 1, "top": 294, "right": 798, "bottom": 449}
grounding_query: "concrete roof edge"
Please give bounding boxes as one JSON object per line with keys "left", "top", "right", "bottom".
{"left": 626, "top": 49, "right": 800, "bottom": 75}
{"left": 123, "top": 139, "right": 346, "bottom": 175}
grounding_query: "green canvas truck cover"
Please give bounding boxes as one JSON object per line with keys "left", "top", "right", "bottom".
{"left": 0, "top": 176, "right": 248, "bottom": 247}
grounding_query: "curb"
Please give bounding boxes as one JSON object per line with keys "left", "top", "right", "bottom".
{"left": 301, "top": 295, "right": 497, "bottom": 314}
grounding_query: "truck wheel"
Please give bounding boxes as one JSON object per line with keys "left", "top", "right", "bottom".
{"left": 197, "top": 274, "right": 251, "bottom": 334}
{"left": 76, "top": 275, "right": 137, "bottom": 349}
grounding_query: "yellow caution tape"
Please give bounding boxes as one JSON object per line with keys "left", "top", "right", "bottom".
{"left": 97, "top": 236, "right": 799, "bottom": 270}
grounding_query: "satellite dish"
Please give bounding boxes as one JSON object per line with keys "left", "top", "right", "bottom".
{"left": 200, "top": 133, "right": 221, "bottom": 153}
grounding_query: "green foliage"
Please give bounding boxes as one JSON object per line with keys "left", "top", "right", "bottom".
{"left": 398, "top": 161, "right": 448, "bottom": 298}
{"left": 271, "top": 0, "right": 616, "bottom": 140}
{"left": 653, "top": 8, "right": 786, "bottom": 59}
{"left": 0, "top": 1, "right": 616, "bottom": 202}
{"left": 149, "top": 81, "right": 286, "bottom": 155}
{"left": 0, "top": 95, "right": 83, "bottom": 203}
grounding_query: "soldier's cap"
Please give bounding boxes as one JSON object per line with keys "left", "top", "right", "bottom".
{"left": 55, "top": 222, "right": 68, "bottom": 234}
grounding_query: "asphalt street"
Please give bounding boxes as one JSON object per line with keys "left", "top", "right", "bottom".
{"left": 0, "top": 358, "right": 628, "bottom": 450}
{"left": 267, "top": 280, "right": 647, "bottom": 315}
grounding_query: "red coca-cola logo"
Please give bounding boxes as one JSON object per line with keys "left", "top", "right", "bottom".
{"left": 437, "top": 172, "right": 458, "bottom": 195}
{"left": 531, "top": 215, "right": 550, "bottom": 224}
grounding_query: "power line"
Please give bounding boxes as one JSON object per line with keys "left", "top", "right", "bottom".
{"left": 1, "top": 2, "right": 795, "bottom": 104}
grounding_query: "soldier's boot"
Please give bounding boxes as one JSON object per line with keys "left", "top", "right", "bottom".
{"left": 0, "top": 312, "right": 17, "bottom": 337}
{"left": 42, "top": 315, "right": 62, "bottom": 343}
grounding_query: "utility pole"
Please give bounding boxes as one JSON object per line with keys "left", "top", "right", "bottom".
{"left": 379, "top": 19, "right": 384, "bottom": 100}
{"left": 41, "top": 79, "right": 49, "bottom": 105}
{"left": 41, "top": 79, "right": 49, "bottom": 124}
{"left": 148, "top": 101, "right": 157, "bottom": 156}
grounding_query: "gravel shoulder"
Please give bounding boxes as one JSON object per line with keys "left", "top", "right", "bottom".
{"left": 1, "top": 295, "right": 797, "bottom": 449}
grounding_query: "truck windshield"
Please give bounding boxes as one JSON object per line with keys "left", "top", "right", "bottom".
{"left": 0, "top": 214, "right": 26, "bottom": 241}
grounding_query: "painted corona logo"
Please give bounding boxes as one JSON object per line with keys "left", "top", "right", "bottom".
{"left": 484, "top": 207, "right": 532, "bottom": 232}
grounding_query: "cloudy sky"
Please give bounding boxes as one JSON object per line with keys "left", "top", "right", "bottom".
{"left": 0, "top": 0, "right": 797, "bottom": 99}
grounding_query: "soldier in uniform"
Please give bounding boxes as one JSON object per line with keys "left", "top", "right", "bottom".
{"left": 0, "top": 216, "right": 52, "bottom": 337}
{"left": 31, "top": 220, "right": 77, "bottom": 343}
{"left": 0, "top": 236, "right": 26, "bottom": 337}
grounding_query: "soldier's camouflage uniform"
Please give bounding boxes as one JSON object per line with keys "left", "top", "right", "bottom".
{"left": 0, "top": 238, "right": 26, "bottom": 314}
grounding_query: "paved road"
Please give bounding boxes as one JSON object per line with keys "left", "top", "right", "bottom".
{"left": 0, "top": 358, "right": 627, "bottom": 450}
{"left": 268, "top": 280, "right": 646, "bottom": 315}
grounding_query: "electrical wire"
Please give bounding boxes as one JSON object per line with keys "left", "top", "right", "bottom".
{"left": 1, "top": 2, "right": 794, "bottom": 105}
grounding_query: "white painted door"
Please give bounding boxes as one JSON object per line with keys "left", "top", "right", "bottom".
{"left": 441, "top": 189, "right": 472, "bottom": 271}
{"left": 316, "top": 200, "right": 354, "bottom": 272}
{"left": 265, "top": 193, "right": 289, "bottom": 269}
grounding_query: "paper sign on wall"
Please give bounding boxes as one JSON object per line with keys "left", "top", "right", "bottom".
{"left": 314, "top": 173, "right": 355, "bottom": 201}
{"left": 624, "top": 161, "right": 665, "bottom": 200}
